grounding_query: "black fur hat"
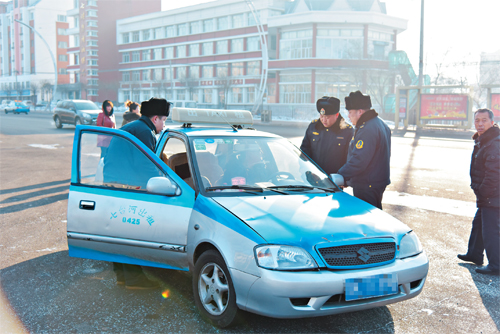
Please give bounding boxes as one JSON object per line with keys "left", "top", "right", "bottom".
{"left": 316, "top": 96, "right": 340, "bottom": 115}
{"left": 140, "top": 97, "right": 170, "bottom": 117}
{"left": 345, "top": 91, "right": 372, "bottom": 110}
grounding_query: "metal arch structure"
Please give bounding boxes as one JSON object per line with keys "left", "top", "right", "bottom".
{"left": 245, "top": 0, "right": 269, "bottom": 114}
{"left": 14, "top": 19, "right": 58, "bottom": 109}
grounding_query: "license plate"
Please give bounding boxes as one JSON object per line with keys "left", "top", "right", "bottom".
{"left": 345, "top": 274, "right": 398, "bottom": 301}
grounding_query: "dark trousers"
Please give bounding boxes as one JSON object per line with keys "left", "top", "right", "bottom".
{"left": 353, "top": 184, "right": 387, "bottom": 210}
{"left": 467, "top": 207, "right": 500, "bottom": 270}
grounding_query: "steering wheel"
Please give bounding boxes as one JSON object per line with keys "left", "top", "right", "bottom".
{"left": 268, "top": 171, "right": 295, "bottom": 184}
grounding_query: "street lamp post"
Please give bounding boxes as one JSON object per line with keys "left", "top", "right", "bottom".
{"left": 14, "top": 19, "right": 58, "bottom": 110}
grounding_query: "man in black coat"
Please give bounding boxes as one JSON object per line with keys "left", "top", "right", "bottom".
{"left": 103, "top": 97, "right": 170, "bottom": 288}
{"left": 300, "top": 96, "right": 353, "bottom": 175}
{"left": 337, "top": 91, "right": 391, "bottom": 209}
{"left": 458, "top": 108, "right": 500, "bottom": 276}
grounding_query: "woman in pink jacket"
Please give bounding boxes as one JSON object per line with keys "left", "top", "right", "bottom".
{"left": 96, "top": 100, "right": 116, "bottom": 158}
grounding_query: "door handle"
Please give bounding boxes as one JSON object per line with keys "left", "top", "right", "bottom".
{"left": 79, "top": 200, "right": 95, "bottom": 210}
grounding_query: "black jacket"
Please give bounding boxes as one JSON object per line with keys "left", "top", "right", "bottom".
{"left": 470, "top": 124, "right": 500, "bottom": 208}
{"left": 338, "top": 109, "right": 391, "bottom": 187}
{"left": 120, "top": 115, "right": 157, "bottom": 151}
{"left": 300, "top": 115, "right": 353, "bottom": 175}
{"left": 121, "top": 111, "right": 141, "bottom": 127}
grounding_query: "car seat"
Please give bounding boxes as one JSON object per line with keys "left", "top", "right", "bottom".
{"left": 167, "top": 152, "right": 194, "bottom": 189}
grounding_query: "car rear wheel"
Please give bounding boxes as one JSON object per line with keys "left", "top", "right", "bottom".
{"left": 193, "top": 250, "right": 239, "bottom": 328}
{"left": 54, "top": 116, "right": 63, "bottom": 129}
{"left": 75, "top": 118, "right": 82, "bottom": 126}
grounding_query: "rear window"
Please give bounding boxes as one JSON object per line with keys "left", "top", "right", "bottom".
{"left": 74, "top": 101, "right": 100, "bottom": 110}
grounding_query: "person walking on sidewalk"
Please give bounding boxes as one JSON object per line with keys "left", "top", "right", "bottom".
{"left": 458, "top": 108, "right": 500, "bottom": 276}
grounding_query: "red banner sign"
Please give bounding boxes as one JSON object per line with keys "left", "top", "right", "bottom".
{"left": 420, "top": 94, "right": 468, "bottom": 120}
{"left": 491, "top": 94, "right": 500, "bottom": 121}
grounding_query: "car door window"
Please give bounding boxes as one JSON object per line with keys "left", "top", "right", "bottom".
{"left": 161, "top": 137, "right": 194, "bottom": 189}
{"left": 79, "top": 132, "right": 165, "bottom": 190}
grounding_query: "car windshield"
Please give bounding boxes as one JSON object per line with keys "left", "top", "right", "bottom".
{"left": 15, "top": 103, "right": 27, "bottom": 107}
{"left": 74, "top": 101, "right": 100, "bottom": 110}
{"left": 191, "top": 136, "right": 337, "bottom": 194}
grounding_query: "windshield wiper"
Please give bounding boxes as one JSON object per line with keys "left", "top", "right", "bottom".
{"left": 268, "top": 185, "right": 337, "bottom": 192}
{"left": 206, "top": 185, "right": 263, "bottom": 193}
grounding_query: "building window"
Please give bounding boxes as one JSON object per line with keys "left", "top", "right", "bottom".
{"left": 231, "top": 62, "right": 244, "bottom": 76}
{"left": 217, "top": 64, "right": 227, "bottom": 77}
{"left": 153, "top": 68, "right": 162, "bottom": 80}
{"left": 142, "top": 70, "right": 150, "bottom": 80}
{"left": 87, "top": 59, "right": 98, "bottom": 66}
{"left": 88, "top": 89, "right": 98, "bottom": 96}
{"left": 132, "top": 70, "right": 140, "bottom": 81}
{"left": 248, "top": 11, "right": 260, "bottom": 26}
{"left": 58, "top": 41, "right": 68, "bottom": 48}
{"left": 122, "top": 33, "right": 129, "bottom": 43}
{"left": 178, "top": 23, "right": 188, "bottom": 36}
{"left": 202, "top": 65, "right": 213, "bottom": 78}
{"left": 165, "top": 67, "right": 172, "bottom": 81}
{"left": 230, "top": 87, "right": 242, "bottom": 103}
{"left": 280, "top": 30, "right": 313, "bottom": 59}
{"left": 153, "top": 48, "right": 162, "bottom": 60}
{"left": 58, "top": 54, "right": 68, "bottom": 62}
{"left": 247, "top": 61, "right": 260, "bottom": 75}
{"left": 132, "top": 51, "right": 140, "bottom": 62}
{"left": 88, "top": 69, "right": 98, "bottom": 76}
{"left": 316, "top": 29, "right": 363, "bottom": 59}
{"left": 202, "top": 42, "right": 213, "bottom": 56}
{"left": 87, "top": 40, "right": 98, "bottom": 46}
{"left": 87, "top": 10, "right": 97, "bottom": 17}
{"left": 203, "top": 19, "right": 214, "bottom": 32}
{"left": 153, "top": 27, "right": 162, "bottom": 39}
{"left": 87, "top": 0, "right": 97, "bottom": 6}
{"left": 280, "top": 83, "right": 311, "bottom": 104}
{"left": 231, "top": 38, "right": 243, "bottom": 53}
{"left": 367, "top": 30, "right": 393, "bottom": 60}
{"left": 88, "top": 50, "right": 98, "bottom": 56}
{"left": 57, "top": 28, "right": 66, "bottom": 35}
{"left": 142, "top": 29, "right": 150, "bottom": 41}
{"left": 132, "top": 31, "right": 139, "bottom": 42}
{"left": 122, "top": 53, "right": 129, "bottom": 63}
{"left": 57, "top": 14, "right": 66, "bottom": 22}
{"left": 177, "top": 45, "right": 186, "bottom": 58}
{"left": 232, "top": 14, "right": 244, "bottom": 28}
{"left": 87, "top": 30, "right": 98, "bottom": 37}
{"left": 216, "top": 40, "right": 227, "bottom": 54}
{"left": 165, "top": 47, "right": 173, "bottom": 59}
{"left": 122, "top": 72, "right": 130, "bottom": 81}
{"left": 247, "top": 36, "right": 261, "bottom": 51}
{"left": 177, "top": 66, "right": 187, "bottom": 79}
{"left": 189, "top": 44, "right": 199, "bottom": 57}
{"left": 203, "top": 88, "right": 213, "bottom": 103}
{"left": 165, "top": 25, "right": 176, "bottom": 38}
{"left": 217, "top": 17, "right": 228, "bottom": 30}
{"left": 88, "top": 79, "right": 98, "bottom": 86}
{"left": 190, "top": 21, "right": 201, "bottom": 34}
{"left": 88, "top": 21, "right": 97, "bottom": 27}
{"left": 247, "top": 87, "right": 255, "bottom": 103}
{"left": 190, "top": 65, "right": 199, "bottom": 79}
{"left": 142, "top": 50, "right": 151, "bottom": 61}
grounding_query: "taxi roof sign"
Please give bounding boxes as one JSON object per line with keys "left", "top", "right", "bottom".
{"left": 171, "top": 108, "right": 253, "bottom": 126}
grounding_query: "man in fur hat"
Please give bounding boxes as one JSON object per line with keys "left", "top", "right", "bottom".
{"left": 338, "top": 91, "right": 391, "bottom": 209}
{"left": 300, "top": 96, "right": 353, "bottom": 175}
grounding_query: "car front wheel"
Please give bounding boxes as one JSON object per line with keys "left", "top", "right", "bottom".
{"left": 193, "top": 250, "right": 239, "bottom": 328}
{"left": 54, "top": 116, "right": 63, "bottom": 129}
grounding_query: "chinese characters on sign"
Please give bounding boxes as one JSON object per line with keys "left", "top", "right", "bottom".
{"left": 420, "top": 94, "right": 468, "bottom": 120}
{"left": 110, "top": 205, "right": 155, "bottom": 226}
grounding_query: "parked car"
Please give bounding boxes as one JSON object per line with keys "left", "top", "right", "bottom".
{"left": 0, "top": 100, "right": 12, "bottom": 112}
{"left": 22, "top": 100, "right": 34, "bottom": 107}
{"left": 5, "top": 101, "right": 30, "bottom": 114}
{"left": 53, "top": 99, "right": 101, "bottom": 128}
{"left": 67, "top": 108, "right": 428, "bottom": 328}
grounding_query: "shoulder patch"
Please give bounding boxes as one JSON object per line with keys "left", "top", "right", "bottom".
{"left": 356, "top": 140, "right": 364, "bottom": 149}
{"left": 313, "top": 132, "right": 319, "bottom": 135}
{"left": 312, "top": 119, "right": 318, "bottom": 123}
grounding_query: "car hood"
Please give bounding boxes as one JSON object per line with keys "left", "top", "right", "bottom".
{"left": 214, "top": 192, "right": 410, "bottom": 249}
{"left": 79, "top": 110, "right": 101, "bottom": 116}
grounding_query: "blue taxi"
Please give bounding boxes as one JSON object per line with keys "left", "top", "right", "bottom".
{"left": 67, "top": 108, "right": 428, "bottom": 327}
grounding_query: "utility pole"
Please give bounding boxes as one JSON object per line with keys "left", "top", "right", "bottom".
{"left": 418, "top": 0, "right": 424, "bottom": 87}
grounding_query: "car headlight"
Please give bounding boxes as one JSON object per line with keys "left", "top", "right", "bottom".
{"left": 398, "top": 231, "right": 423, "bottom": 259}
{"left": 255, "top": 245, "right": 318, "bottom": 270}
{"left": 82, "top": 113, "right": 91, "bottom": 120}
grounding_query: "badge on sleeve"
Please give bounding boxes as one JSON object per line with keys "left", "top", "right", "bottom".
{"left": 356, "top": 140, "right": 364, "bottom": 149}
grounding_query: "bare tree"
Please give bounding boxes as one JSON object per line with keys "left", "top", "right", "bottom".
{"left": 40, "top": 80, "right": 53, "bottom": 110}
{"left": 179, "top": 76, "right": 199, "bottom": 101}
{"left": 215, "top": 73, "right": 234, "bottom": 109}
{"left": 30, "top": 82, "right": 39, "bottom": 105}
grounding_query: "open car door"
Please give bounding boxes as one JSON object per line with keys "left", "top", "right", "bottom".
{"left": 67, "top": 125, "right": 195, "bottom": 271}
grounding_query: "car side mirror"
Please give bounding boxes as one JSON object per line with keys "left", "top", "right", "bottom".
{"left": 146, "top": 177, "right": 179, "bottom": 196}
{"left": 330, "top": 173, "right": 344, "bottom": 187}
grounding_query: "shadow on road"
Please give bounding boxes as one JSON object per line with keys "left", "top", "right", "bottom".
{"left": 0, "top": 179, "right": 70, "bottom": 195}
{"left": 0, "top": 252, "right": 396, "bottom": 333}
{"left": 458, "top": 263, "right": 500, "bottom": 331}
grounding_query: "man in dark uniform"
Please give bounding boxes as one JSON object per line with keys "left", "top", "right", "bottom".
{"left": 103, "top": 97, "right": 170, "bottom": 289}
{"left": 458, "top": 108, "right": 499, "bottom": 276}
{"left": 300, "top": 96, "right": 353, "bottom": 175}
{"left": 337, "top": 91, "right": 391, "bottom": 210}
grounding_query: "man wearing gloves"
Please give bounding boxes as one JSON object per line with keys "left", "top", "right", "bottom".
{"left": 300, "top": 96, "right": 353, "bottom": 175}
{"left": 337, "top": 91, "right": 391, "bottom": 209}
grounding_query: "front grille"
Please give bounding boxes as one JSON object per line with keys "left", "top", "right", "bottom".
{"left": 318, "top": 242, "right": 395, "bottom": 268}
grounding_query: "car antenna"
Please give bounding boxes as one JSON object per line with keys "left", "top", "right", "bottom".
{"left": 215, "top": 111, "right": 238, "bottom": 132}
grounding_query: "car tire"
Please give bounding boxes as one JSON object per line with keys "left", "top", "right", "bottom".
{"left": 54, "top": 116, "right": 63, "bottom": 129}
{"left": 193, "top": 250, "right": 239, "bottom": 328}
{"left": 75, "top": 118, "right": 82, "bottom": 126}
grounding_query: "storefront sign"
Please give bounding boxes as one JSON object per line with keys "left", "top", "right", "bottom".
{"left": 491, "top": 93, "right": 500, "bottom": 121}
{"left": 399, "top": 96, "right": 407, "bottom": 120}
{"left": 420, "top": 94, "right": 468, "bottom": 120}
